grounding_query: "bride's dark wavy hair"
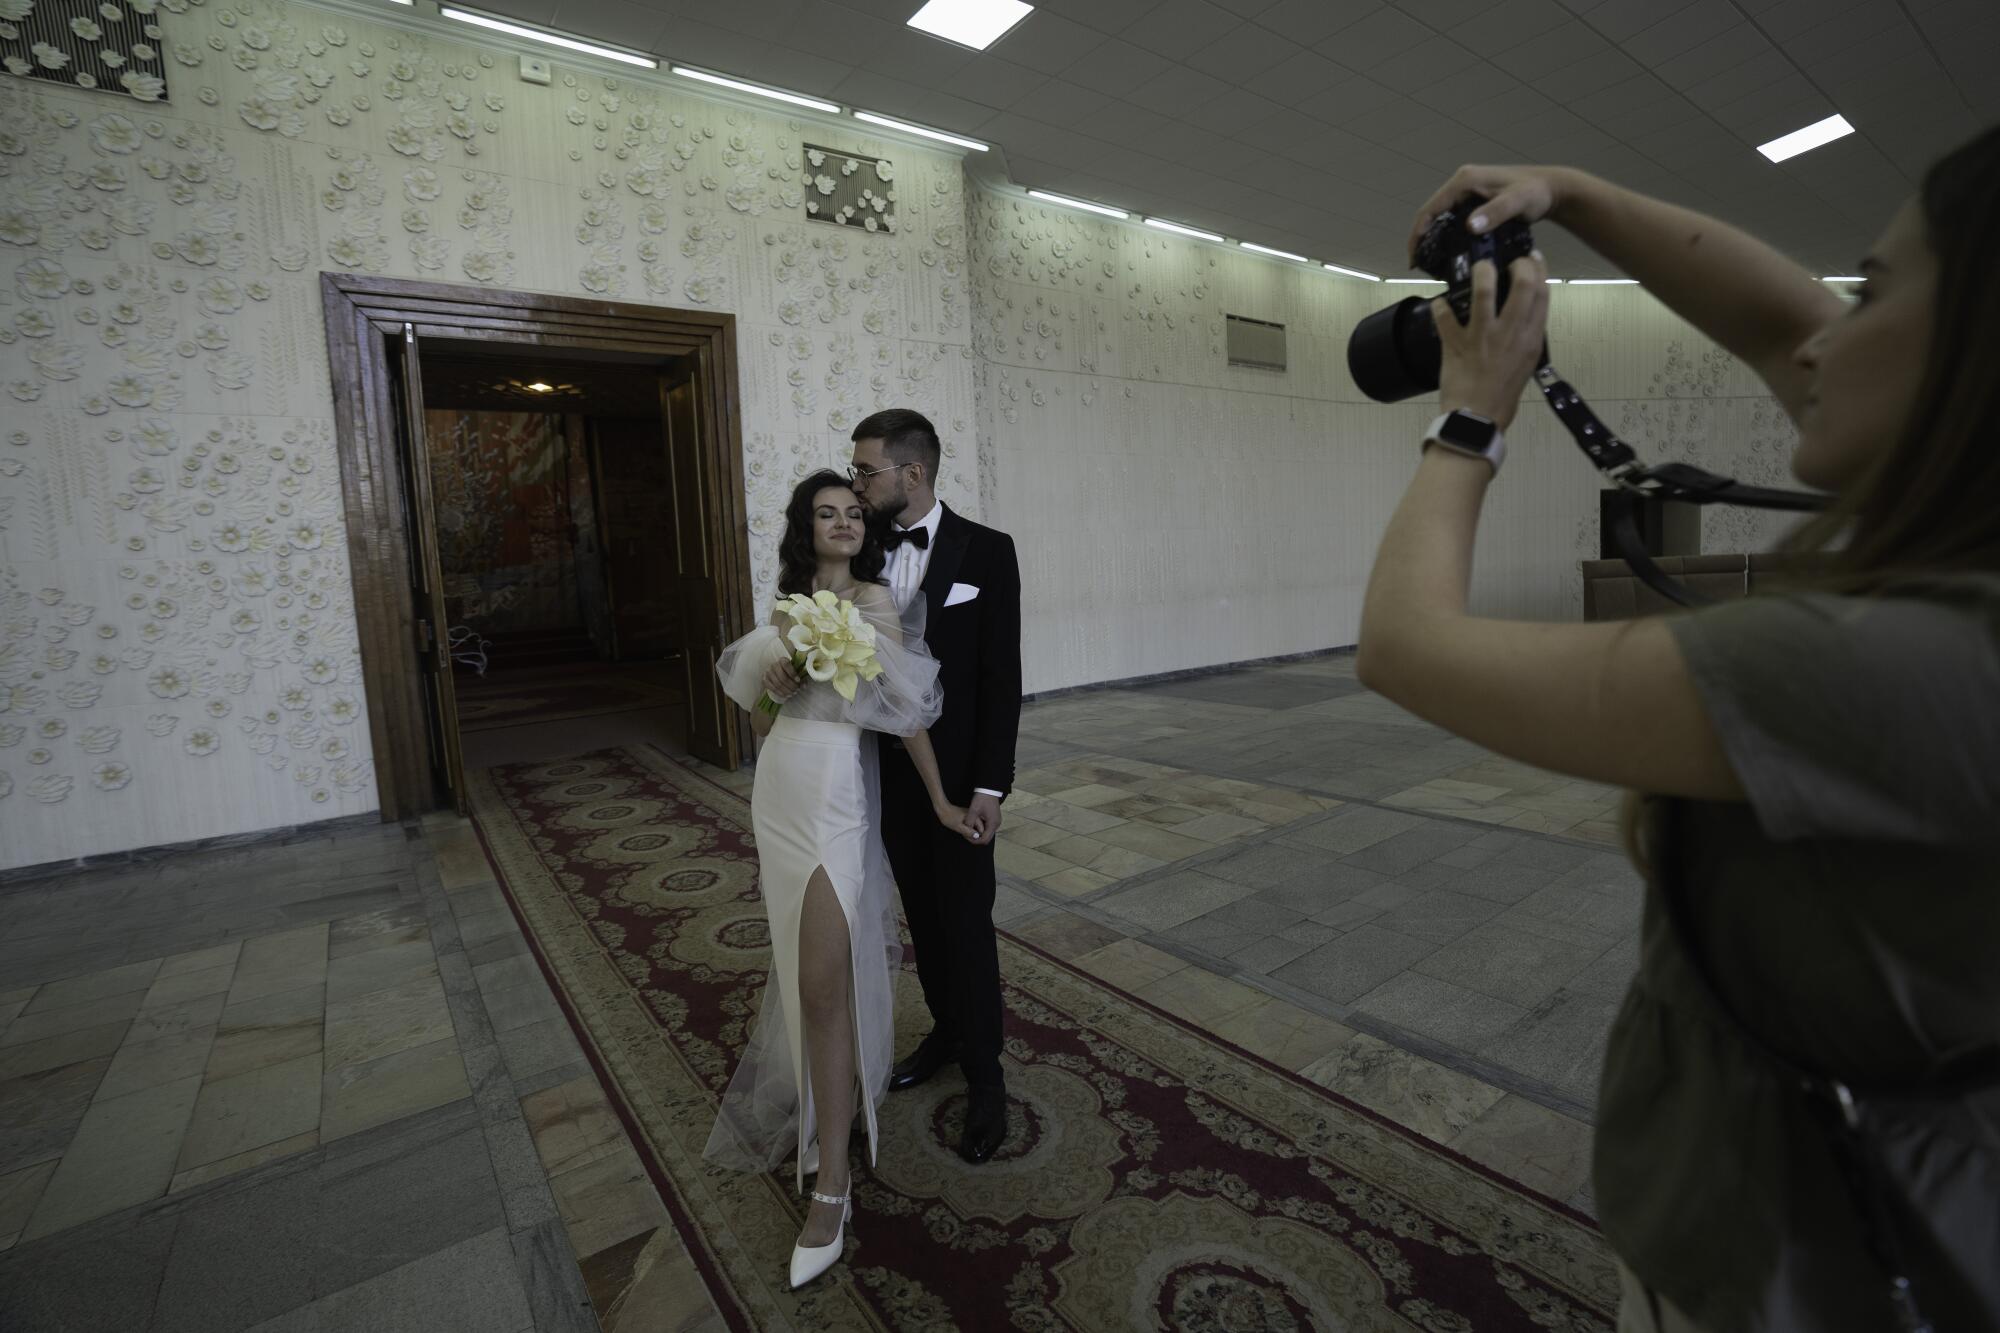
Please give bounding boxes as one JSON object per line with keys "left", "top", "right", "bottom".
{"left": 776, "top": 470, "right": 888, "bottom": 597}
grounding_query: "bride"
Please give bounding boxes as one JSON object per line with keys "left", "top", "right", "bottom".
{"left": 705, "top": 470, "right": 971, "bottom": 1288}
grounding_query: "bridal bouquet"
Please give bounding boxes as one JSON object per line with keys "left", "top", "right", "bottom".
{"left": 755, "top": 590, "right": 884, "bottom": 715}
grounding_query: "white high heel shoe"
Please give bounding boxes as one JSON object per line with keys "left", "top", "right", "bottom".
{"left": 788, "top": 1190, "right": 851, "bottom": 1290}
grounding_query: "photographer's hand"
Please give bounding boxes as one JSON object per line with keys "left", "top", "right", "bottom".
{"left": 1410, "top": 166, "right": 1578, "bottom": 262}
{"left": 1432, "top": 253, "right": 1549, "bottom": 429}
{"left": 1414, "top": 164, "right": 1840, "bottom": 419}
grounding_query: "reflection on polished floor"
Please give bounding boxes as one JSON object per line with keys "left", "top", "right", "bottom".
{"left": 0, "top": 653, "right": 1626, "bottom": 1329}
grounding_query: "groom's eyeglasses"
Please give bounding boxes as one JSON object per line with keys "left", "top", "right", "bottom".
{"left": 846, "top": 462, "right": 903, "bottom": 483}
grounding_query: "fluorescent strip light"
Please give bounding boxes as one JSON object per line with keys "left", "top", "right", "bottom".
{"left": 1322, "top": 263, "right": 1380, "bottom": 282}
{"left": 1385, "top": 277, "right": 1443, "bottom": 284}
{"left": 852, "top": 111, "right": 988, "bottom": 151}
{"left": 1027, "top": 189, "right": 1127, "bottom": 219}
{"left": 1820, "top": 275, "right": 1864, "bottom": 282}
{"left": 437, "top": 8, "right": 656, "bottom": 67}
{"left": 672, "top": 66, "right": 839, "bottom": 113}
{"left": 1545, "top": 278, "right": 1564, "bottom": 284}
{"left": 1568, "top": 278, "right": 1638, "bottom": 285}
{"left": 1757, "top": 113, "right": 1855, "bottom": 163}
{"left": 1240, "top": 241, "right": 1307, "bottom": 262}
{"left": 1144, "top": 217, "right": 1225, "bottom": 242}
{"left": 383, "top": 0, "right": 412, "bottom": 6}
{"left": 907, "top": 0, "right": 1032, "bottom": 51}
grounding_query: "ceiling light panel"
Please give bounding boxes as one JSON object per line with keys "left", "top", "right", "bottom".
{"left": 906, "top": 0, "right": 1033, "bottom": 52}
{"left": 1144, "top": 218, "right": 1226, "bottom": 242}
{"left": 1757, "top": 113, "right": 1855, "bottom": 163}
{"left": 1027, "top": 190, "right": 1128, "bottom": 219}
{"left": 853, "top": 111, "right": 989, "bottom": 151}
{"left": 437, "top": 8, "right": 656, "bottom": 67}
{"left": 1240, "top": 241, "right": 1307, "bottom": 262}
{"left": 671, "top": 66, "right": 840, "bottom": 113}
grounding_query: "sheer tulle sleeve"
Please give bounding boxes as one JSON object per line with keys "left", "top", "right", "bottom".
{"left": 841, "top": 591, "right": 942, "bottom": 736}
{"left": 714, "top": 623, "right": 789, "bottom": 713}
{"left": 742, "top": 589, "right": 942, "bottom": 736}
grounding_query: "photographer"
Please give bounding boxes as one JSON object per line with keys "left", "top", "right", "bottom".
{"left": 1355, "top": 130, "right": 2000, "bottom": 1333}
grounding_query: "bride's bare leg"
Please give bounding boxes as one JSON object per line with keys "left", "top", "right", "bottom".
{"left": 798, "top": 865, "right": 856, "bottom": 1248}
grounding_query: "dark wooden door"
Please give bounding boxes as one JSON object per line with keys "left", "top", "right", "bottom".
{"left": 391, "top": 324, "right": 467, "bottom": 813}
{"left": 663, "top": 356, "right": 737, "bottom": 768}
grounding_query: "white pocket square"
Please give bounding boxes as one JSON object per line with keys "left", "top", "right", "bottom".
{"left": 944, "top": 582, "right": 980, "bottom": 608}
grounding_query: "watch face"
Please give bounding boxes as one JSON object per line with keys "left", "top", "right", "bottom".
{"left": 1437, "top": 412, "right": 1495, "bottom": 454}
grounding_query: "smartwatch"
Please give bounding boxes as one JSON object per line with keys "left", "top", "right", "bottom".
{"left": 1423, "top": 410, "right": 1505, "bottom": 474}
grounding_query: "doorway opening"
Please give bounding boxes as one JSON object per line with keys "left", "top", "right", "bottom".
{"left": 321, "top": 275, "right": 751, "bottom": 820}
{"left": 418, "top": 347, "right": 693, "bottom": 771}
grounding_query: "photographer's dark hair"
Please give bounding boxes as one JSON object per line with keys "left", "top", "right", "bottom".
{"left": 1789, "top": 123, "right": 2000, "bottom": 588}
{"left": 776, "top": 470, "right": 887, "bottom": 597}
{"left": 851, "top": 408, "right": 942, "bottom": 485}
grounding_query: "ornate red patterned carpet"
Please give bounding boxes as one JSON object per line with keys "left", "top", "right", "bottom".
{"left": 469, "top": 745, "right": 1618, "bottom": 1332}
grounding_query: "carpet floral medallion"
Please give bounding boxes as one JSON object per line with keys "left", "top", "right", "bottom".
{"left": 468, "top": 745, "right": 1619, "bottom": 1332}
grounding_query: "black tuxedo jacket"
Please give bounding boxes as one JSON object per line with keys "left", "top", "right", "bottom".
{"left": 910, "top": 506, "right": 1021, "bottom": 802}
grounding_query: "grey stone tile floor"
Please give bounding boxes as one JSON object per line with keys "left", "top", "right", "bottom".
{"left": 1002, "top": 652, "right": 1642, "bottom": 1122}
{"left": 0, "top": 819, "right": 608, "bottom": 1333}
{"left": 1, "top": 651, "right": 1630, "bottom": 1328}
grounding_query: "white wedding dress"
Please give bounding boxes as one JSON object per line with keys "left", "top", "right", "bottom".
{"left": 703, "top": 592, "right": 941, "bottom": 1190}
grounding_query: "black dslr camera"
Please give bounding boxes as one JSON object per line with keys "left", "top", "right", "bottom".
{"left": 1342, "top": 192, "right": 1827, "bottom": 609}
{"left": 1346, "top": 196, "right": 1535, "bottom": 403}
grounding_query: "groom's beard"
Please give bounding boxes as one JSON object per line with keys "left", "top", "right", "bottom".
{"left": 870, "top": 480, "right": 911, "bottom": 526}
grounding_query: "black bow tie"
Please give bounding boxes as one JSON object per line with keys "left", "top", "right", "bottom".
{"left": 884, "top": 526, "right": 929, "bottom": 551}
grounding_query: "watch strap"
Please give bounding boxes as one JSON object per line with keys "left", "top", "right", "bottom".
{"left": 1423, "top": 410, "right": 1506, "bottom": 473}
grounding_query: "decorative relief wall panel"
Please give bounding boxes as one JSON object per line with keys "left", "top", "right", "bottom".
{"left": 0, "top": 0, "right": 976, "bottom": 869}
{"left": 967, "top": 194, "right": 1803, "bottom": 694}
{"left": 1, "top": 0, "right": 173, "bottom": 102}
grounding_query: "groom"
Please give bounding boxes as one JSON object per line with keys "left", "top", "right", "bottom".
{"left": 849, "top": 408, "right": 1021, "bottom": 1164}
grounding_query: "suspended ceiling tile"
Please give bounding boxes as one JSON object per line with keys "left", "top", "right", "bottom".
{"left": 1036, "top": 0, "right": 1162, "bottom": 35}
{"left": 1055, "top": 37, "right": 1172, "bottom": 95}
{"left": 1194, "top": 86, "right": 1291, "bottom": 135}
{"left": 1126, "top": 63, "right": 1238, "bottom": 116}
{"left": 548, "top": 0, "right": 673, "bottom": 52}
{"left": 948, "top": 54, "right": 1049, "bottom": 107}
{"left": 1257, "top": 0, "right": 1381, "bottom": 48}
{"left": 991, "top": 8, "right": 1109, "bottom": 74}
{"left": 1123, "top": 0, "right": 1248, "bottom": 63}
{"left": 1186, "top": 23, "right": 1305, "bottom": 83}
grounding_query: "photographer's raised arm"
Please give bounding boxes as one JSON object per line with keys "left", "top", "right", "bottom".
{"left": 1411, "top": 165, "right": 1847, "bottom": 420}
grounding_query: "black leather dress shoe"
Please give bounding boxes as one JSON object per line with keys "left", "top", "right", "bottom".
{"left": 887, "top": 1037, "right": 959, "bottom": 1092}
{"left": 959, "top": 1087, "right": 1007, "bottom": 1164}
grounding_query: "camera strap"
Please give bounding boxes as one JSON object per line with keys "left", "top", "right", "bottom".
{"left": 1532, "top": 365, "right": 1828, "bottom": 606}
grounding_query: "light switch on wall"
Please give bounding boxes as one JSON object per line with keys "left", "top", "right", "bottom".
{"left": 519, "top": 54, "right": 551, "bottom": 84}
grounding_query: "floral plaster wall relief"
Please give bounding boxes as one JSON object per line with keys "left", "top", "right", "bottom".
{"left": 1, "top": 0, "right": 175, "bottom": 101}
{"left": 0, "top": 0, "right": 980, "bottom": 868}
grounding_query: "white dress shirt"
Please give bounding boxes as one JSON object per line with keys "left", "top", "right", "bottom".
{"left": 886, "top": 500, "right": 1001, "bottom": 802}
{"left": 885, "top": 499, "right": 942, "bottom": 615}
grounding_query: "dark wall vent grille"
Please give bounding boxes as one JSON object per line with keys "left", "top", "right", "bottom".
{"left": 1226, "top": 314, "right": 1286, "bottom": 371}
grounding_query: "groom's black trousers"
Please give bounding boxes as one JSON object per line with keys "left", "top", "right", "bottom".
{"left": 878, "top": 741, "right": 1005, "bottom": 1090}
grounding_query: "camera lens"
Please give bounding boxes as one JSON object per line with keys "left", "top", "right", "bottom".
{"left": 1346, "top": 296, "right": 1442, "bottom": 403}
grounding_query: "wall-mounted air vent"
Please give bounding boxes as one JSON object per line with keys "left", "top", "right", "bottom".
{"left": 1226, "top": 314, "right": 1286, "bottom": 371}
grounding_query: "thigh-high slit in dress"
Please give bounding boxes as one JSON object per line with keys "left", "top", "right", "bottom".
{"left": 702, "top": 596, "right": 940, "bottom": 1193}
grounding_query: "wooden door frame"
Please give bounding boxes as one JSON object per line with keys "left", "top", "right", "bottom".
{"left": 320, "top": 272, "right": 751, "bottom": 821}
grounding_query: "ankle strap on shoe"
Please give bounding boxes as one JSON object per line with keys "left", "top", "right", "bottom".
{"left": 809, "top": 1190, "right": 849, "bottom": 1206}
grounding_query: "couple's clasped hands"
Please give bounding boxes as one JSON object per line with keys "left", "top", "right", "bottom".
{"left": 758, "top": 655, "right": 995, "bottom": 846}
